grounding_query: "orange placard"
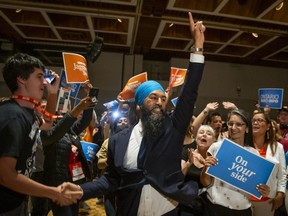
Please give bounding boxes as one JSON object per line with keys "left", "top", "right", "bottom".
{"left": 62, "top": 52, "right": 89, "bottom": 83}
{"left": 169, "top": 67, "right": 187, "bottom": 88}
{"left": 119, "top": 72, "right": 148, "bottom": 100}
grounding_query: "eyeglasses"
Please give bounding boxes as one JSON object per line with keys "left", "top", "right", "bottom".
{"left": 227, "top": 121, "right": 246, "bottom": 128}
{"left": 251, "top": 118, "right": 266, "bottom": 124}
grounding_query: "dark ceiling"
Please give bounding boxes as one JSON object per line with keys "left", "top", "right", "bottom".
{"left": 0, "top": 0, "right": 288, "bottom": 68}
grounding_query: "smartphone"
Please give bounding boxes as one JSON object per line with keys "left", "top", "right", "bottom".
{"left": 89, "top": 88, "right": 99, "bottom": 103}
{"left": 44, "top": 69, "right": 56, "bottom": 84}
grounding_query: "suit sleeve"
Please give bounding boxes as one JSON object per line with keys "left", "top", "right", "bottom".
{"left": 80, "top": 135, "right": 120, "bottom": 200}
{"left": 171, "top": 62, "right": 204, "bottom": 135}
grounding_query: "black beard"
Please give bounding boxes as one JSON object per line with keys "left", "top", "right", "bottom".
{"left": 141, "top": 105, "right": 166, "bottom": 137}
{"left": 114, "top": 123, "right": 129, "bottom": 134}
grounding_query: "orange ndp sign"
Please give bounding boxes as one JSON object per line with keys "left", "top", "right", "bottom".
{"left": 119, "top": 72, "right": 148, "bottom": 100}
{"left": 62, "top": 52, "right": 89, "bottom": 83}
{"left": 169, "top": 67, "right": 187, "bottom": 88}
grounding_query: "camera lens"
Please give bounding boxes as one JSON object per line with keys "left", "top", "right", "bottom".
{"left": 91, "top": 97, "right": 97, "bottom": 103}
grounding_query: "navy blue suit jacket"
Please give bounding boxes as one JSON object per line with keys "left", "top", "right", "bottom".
{"left": 81, "top": 61, "right": 204, "bottom": 215}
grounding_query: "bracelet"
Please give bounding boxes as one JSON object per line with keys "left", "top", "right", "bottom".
{"left": 203, "top": 109, "right": 208, "bottom": 115}
{"left": 190, "top": 47, "right": 204, "bottom": 53}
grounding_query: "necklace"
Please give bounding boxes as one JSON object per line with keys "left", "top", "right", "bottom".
{"left": 11, "top": 95, "right": 58, "bottom": 119}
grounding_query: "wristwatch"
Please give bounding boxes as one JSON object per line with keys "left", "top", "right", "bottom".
{"left": 190, "top": 47, "right": 204, "bottom": 53}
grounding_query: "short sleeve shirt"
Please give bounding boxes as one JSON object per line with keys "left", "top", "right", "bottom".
{"left": 0, "top": 100, "right": 39, "bottom": 213}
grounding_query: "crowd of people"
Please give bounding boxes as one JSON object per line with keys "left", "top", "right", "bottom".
{"left": 0, "top": 11, "right": 287, "bottom": 216}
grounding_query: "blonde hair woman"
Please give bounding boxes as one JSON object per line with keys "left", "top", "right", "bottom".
{"left": 180, "top": 125, "right": 216, "bottom": 215}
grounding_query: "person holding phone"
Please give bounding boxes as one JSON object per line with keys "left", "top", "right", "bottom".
{"left": 41, "top": 81, "right": 97, "bottom": 216}
{"left": 89, "top": 87, "right": 99, "bottom": 103}
{"left": 0, "top": 53, "right": 81, "bottom": 215}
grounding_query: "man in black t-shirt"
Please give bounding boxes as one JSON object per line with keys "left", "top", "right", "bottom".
{"left": 0, "top": 53, "right": 82, "bottom": 214}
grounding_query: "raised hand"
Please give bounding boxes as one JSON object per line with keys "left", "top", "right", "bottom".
{"left": 222, "top": 101, "right": 237, "bottom": 110}
{"left": 70, "top": 96, "right": 95, "bottom": 118}
{"left": 117, "top": 94, "right": 125, "bottom": 103}
{"left": 79, "top": 96, "right": 96, "bottom": 110}
{"left": 45, "top": 70, "right": 60, "bottom": 95}
{"left": 205, "top": 102, "right": 219, "bottom": 112}
{"left": 83, "top": 80, "right": 93, "bottom": 95}
{"left": 188, "top": 12, "right": 205, "bottom": 47}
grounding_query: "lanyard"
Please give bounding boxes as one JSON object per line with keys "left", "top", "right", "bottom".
{"left": 11, "top": 95, "right": 58, "bottom": 119}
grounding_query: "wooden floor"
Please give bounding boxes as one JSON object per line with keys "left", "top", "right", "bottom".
{"left": 48, "top": 198, "right": 106, "bottom": 216}
{"left": 79, "top": 198, "right": 106, "bottom": 216}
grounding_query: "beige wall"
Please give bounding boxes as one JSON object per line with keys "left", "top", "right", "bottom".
{"left": 169, "top": 57, "right": 288, "bottom": 118}
{"left": 0, "top": 52, "right": 287, "bottom": 119}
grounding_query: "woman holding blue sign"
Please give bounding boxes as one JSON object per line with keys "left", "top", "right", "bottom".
{"left": 200, "top": 109, "right": 271, "bottom": 216}
{"left": 251, "top": 110, "right": 286, "bottom": 216}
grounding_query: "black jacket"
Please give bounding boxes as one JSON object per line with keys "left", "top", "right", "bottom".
{"left": 81, "top": 61, "right": 204, "bottom": 215}
{"left": 42, "top": 108, "right": 93, "bottom": 186}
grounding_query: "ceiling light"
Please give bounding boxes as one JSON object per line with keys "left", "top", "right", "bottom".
{"left": 252, "top": 32, "right": 258, "bottom": 38}
{"left": 169, "top": 23, "right": 174, "bottom": 28}
{"left": 15, "top": 9, "right": 22, "bottom": 13}
{"left": 117, "top": 18, "right": 122, "bottom": 23}
{"left": 275, "top": 1, "right": 284, "bottom": 10}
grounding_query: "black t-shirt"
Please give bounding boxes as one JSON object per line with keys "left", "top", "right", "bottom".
{"left": 0, "top": 100, "right": 39, "bottom": 213}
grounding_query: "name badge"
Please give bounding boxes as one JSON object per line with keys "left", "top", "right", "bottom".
{"left": 69, "top": 161, "right": 85, "bottom": 182}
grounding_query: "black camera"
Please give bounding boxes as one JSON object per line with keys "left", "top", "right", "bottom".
{"left": 89, "top": 88, "right": 99, "bottom": 103}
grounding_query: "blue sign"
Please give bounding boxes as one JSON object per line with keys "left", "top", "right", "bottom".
{"left": 206, "top": 139, "right": 275, "bottom": 199}
{"left": 258, "top": 88, "right": 283, "bottom": 109}
{"left": 59, "top": 70, "right": 81, "bottom": 99}
{"left": 74, "top": 98, "right": 81, "bottom": 108}
{"left": 80, "top": 141, "right": 99, "bottom": 161}
{"left": 103, "top": 100, "right": 119, "bottom": 109}
{"left": 171, "top": 97, "right": 178, "bottom": 107}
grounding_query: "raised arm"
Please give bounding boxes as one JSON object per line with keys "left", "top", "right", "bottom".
{"left": 172, "top": 12, "right": 206, "bottom": 133}
{"left": 192, "top": 102, "right": 219, "bottom": 136}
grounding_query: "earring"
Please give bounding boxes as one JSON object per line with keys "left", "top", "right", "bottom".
{"left": 266, "top": 130, "right": 269, "bottom": 140}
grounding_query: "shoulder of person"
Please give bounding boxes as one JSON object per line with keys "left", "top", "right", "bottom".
{"left": 207, "top": 141, "right": 221, "bottom": 155}
{"left": 245, "top": 146, "right": 259, "bottom": 155}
